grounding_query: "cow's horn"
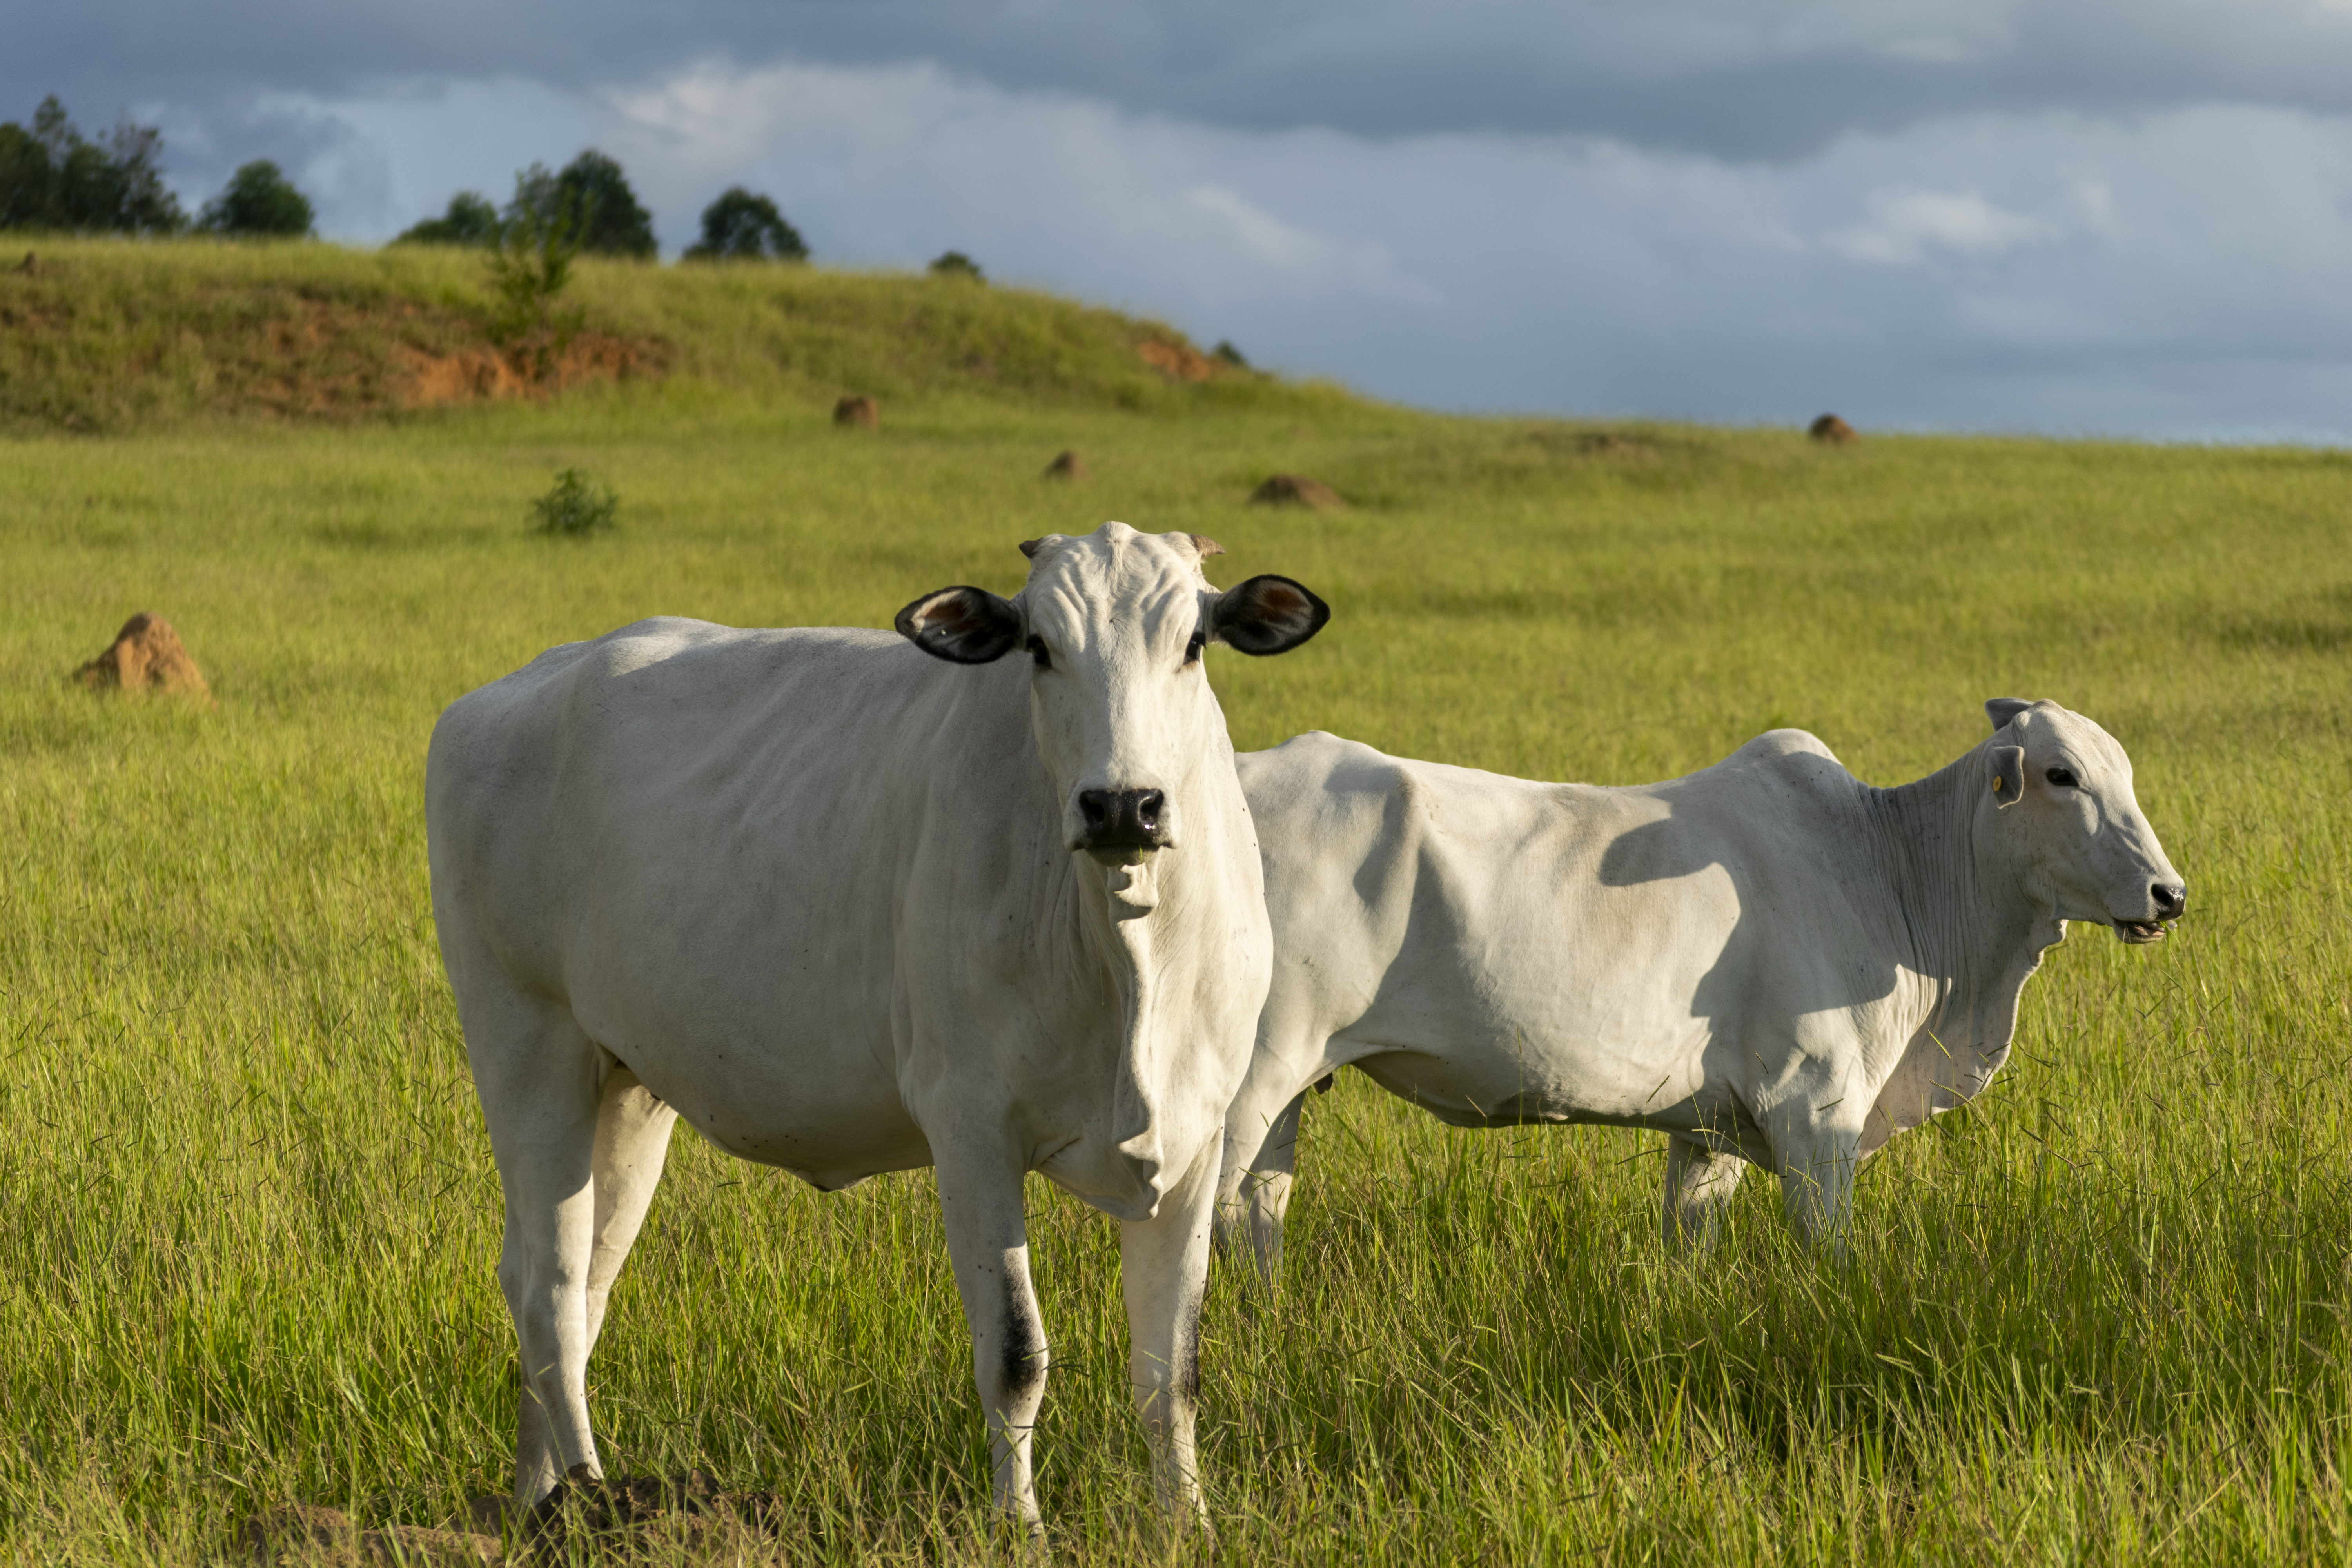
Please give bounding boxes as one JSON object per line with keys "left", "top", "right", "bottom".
{"left": 1189, "top": 534, "right": 1225, "bottom": 559}
{"left": 1019, "top": 538, "right": 1044, "bottom": 559}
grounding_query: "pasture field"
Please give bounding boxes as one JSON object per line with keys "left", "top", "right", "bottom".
{"left": 4, "top": 318, "right": 2352, "bottom": 1563}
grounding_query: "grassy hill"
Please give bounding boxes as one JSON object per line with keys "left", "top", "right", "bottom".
{"left": 0, "top": 237, "right": 1341, "bottom": 432}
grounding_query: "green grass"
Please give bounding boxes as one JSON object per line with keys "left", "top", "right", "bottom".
{"left": 4, "top": 307, "right": 2352, "bottom": 1563}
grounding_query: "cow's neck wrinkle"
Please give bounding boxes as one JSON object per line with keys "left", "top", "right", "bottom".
{"left": 1860, "top": 741, "right": 2056, "bottom": 1076}
{"left": 1002, "top": 732, "right": 1242, "bottom": 1217}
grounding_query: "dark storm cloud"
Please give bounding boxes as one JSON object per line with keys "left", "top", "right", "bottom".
{"left": 14, "top": 0, "right": 2352, "bottom": 160}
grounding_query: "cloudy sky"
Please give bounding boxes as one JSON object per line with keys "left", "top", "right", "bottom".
{"left": 15, "top": 0, "right": 2352, "bottom": 439}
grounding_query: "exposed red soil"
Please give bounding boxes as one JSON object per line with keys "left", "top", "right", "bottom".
{"left": 398, "top": 332, "right": 664, "bottom": 408}
{"left": 1135, "top": 339, "right": 1218, "bottom": 381}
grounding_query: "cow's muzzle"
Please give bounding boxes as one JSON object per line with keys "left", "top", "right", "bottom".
{"left": 1076, "top": 788, "right": 1168, "bottom": 866}
{"left": 2114, "top": 882, "right": 2186, "bottom": 944}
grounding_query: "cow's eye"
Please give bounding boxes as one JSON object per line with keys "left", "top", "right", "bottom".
{"left": 1183, "top": 630, "right": 1207, "bottom": 667}
{"left": 1025, "top": 635, "right": 1051, "bottom": 670}
{"left": 2045, "top": 767, "right": 2078, "bottom": 788}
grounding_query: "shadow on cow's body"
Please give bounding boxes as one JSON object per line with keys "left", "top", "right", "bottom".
{"left": 427, "top": 523, "right": 1328, "bottom": 1539}
{"left": 1218, "top": 701, "right": 2185, "bottom": 1274}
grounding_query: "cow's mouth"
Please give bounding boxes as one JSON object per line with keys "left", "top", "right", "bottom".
{"left": 2113, "top": 918, "right": 2169, "bottom": 944}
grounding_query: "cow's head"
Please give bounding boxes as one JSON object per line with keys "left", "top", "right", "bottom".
{"left": 895, "top": 522, "right": 1328, "bottom": 866}
{"left": 1980, "top": 698, "right": 2186, "bottom": 944}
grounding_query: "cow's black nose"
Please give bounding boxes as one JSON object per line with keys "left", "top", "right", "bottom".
{"left": 2152, "top": 884, "right": 2187, "bottom": 919}
{"left": 1078, "top": 789, "right": 1167, "bottom": 848}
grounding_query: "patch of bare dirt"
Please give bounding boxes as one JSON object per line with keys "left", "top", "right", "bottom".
{"left": 398, "top": 333, "right": 665, "bottom": 410}
{"left": 1136, "top": 339, "right": 1217, "bottom": 381}
{"left": 834, "top": 394, "right": 881, "bottom": 428}
{"left": 73, "top": 612, "right": 212, "bottom": 702}
{"left": 1042, "top": 449, "right": 1087, "bottom": 479}
{"left": 519, "top": 1468, "right": 813, "bottom": 1563}
{"left": 1250, "top": 473, "right": 1345, "bottom": 511}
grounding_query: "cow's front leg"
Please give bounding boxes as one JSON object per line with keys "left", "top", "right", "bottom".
{"left": 1121, "top": 1140, "right": 1221, "bottom": 1536}
{"left": 934, "top": 1144, "right": 1049, "bottom": 1537}
{"left": 1661, "top": 1134, "right": 1746, "bottom": 1253}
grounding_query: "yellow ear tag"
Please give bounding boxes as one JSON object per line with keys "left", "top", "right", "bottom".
{"left": 1993, "top": 775, "right": 2004, "bottom": 792}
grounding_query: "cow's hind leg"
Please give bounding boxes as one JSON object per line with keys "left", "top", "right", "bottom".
{"left": 934, "top": 1142, "right": 1049, "bottom": 1537}
{"left": 471, "top": 1002, "right": 613, "bottom": 1505}
{"left": 583, "top": 1065, "right": 681, "bottom": 1354}
{"left": 1122, "top": 1139, "right": 1221, "bottom": 1537}
{"left": 1661, "top": 1134, "right": 1746, "bottom": 1253}
{"left": 1213, "top": 1088, "right": 1307, "bottom": 1285}
{"left": 1772, "top": 1118, "right": 1865, "bottom": 1257}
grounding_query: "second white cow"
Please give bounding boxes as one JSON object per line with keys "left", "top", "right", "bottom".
{"left": 1216, "top": 699, "right": 2185, "bottom": 1271}
{"left": 427, "top": 523, "right": 1328, "bottom": 1534}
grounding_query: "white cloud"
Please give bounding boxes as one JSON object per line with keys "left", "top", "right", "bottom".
{"left": 593, "top": 59, "right": 1445, "bottom": 310}
{"left": 2071, "top": 178, "right": 2117, "bottom": 231}
{"left": 1181, "top": 185, "right": 1443, "bottom": 304}
{"left": 1825, "top": 187, "right": 2053, "bottom": 264}
{"left": 1184, "top": 185, "right": 1328, "bottom": 272}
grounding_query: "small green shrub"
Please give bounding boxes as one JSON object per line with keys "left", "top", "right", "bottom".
{"left": 530, "top": 468, "right": 618, "bottom": 536}
{"left": 485, "top": 167, "right": 588, "bottom": 376}
{"left": 929, "top": 250, "right": 984, "bottom": 282}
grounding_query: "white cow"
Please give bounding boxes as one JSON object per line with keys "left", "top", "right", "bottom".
{"left": 1216, "top": 699, "right": 2185, "bottom": 1271}
{"left": 426, "top": 523, "right": 1329, "bottom": 1534}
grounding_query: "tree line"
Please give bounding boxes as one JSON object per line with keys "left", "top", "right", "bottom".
{"left": 0, "top": 96, "right": 815, "bottom": 262}
{"left": 397, "top": 153, "right": 807, "bottom": 263}
{"left": 0, "top": 97, "right": 311, "bottom": 236}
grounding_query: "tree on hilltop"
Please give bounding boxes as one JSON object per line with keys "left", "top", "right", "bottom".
{"left": 503, "top": 151, "right": 655, "bottom": 259}
{"left": 684, "top": 187, "right": 806, "bottom": 261}
{"left": 0, "top": 96, "right": 185, "bottom": 233}
{"left": 197, "top": 160, "right": 314, "bottom": 237}
{"left": 396, "top": 191, "right": 500, "bottom": 247}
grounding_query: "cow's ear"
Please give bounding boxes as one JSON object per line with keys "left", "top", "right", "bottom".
{"left": 1210, "top": 574, "right": 1330, "bottom": 657}
{"left": 1985, "top": 697, "right": 2033, "bottom": 732}
{"left": 1990, "top": 744, "right": 2026, "bottom": 808}
{"left": 895, "top": 586, "right": 1024, "bottom": 664}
